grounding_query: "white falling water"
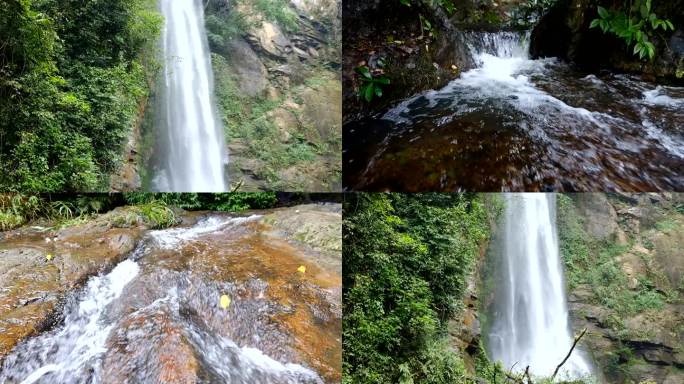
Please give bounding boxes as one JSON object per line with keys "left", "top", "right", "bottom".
{"left": 0, "top": 260, "right": 140, "bottom": 384}
{"left": 487, "top": 194, "right": 592, "bottom": 379}
{"left": 154, "top": 0, "right": 227, "bottom": 192}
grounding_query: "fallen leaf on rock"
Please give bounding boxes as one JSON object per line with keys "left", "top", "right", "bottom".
{"left": 220, "top": 294, "right": 231, "bottom": 309}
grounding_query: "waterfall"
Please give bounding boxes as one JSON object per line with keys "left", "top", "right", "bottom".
{"left": 487, "top": 194, "right": 592, "bottom": 379}
{"left": 154, "top": 0, "right": 227, "bottom": 192}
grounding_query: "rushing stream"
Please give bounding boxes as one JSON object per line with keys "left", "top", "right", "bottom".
{"left": 344, "top": 32, "right": 684, "bottom": 191}
{"left": 487, "top": 194, "right": 592, "bottom": 379}
{"left": 0, "top": 215, "right": 340, "bottom": 383}
{"left": 153, "top": 0, "right": 227, "bottom": 192}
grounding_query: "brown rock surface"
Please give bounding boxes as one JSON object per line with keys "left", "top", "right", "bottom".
{"left": 0, "top": 208, "right": 151, "bottom": 361}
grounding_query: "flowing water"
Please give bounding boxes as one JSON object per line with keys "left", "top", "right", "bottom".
{"left": 344, "top": 32, "right": 684, "bottom": 192}
{"left": 0, "top": 215, "right": 341, "bottom": 383}
{"left": 487, "top": 194, "right": 592, "bottom": 379}
{"left": 153, "top": 0, "right": 227, "bottom": 192}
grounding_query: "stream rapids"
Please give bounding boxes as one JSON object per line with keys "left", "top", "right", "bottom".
{"left": 344, "top": 32, "right": 684, "bottom": 192}
{"left": 0, "top": 214, "right": 341, "bottom": 384}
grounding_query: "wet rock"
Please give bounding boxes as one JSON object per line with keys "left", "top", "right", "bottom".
{"left": 102, "top": 309, "right": 201, "bottom": 384}
{"left": 1, "top": 208, "right": 342, "bottom": 382}
{"left": 0, "top": 208, "right": 152, "bottom": 361}
{"left": 263, "top": 204, "right": 342, "bottom": 263}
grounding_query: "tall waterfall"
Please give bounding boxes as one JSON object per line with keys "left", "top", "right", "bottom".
{"left": 487, "top": 194, "right": 592, "bottom": 379}
{"left": 154, "top": 0, "right": 227, "bottom": 192}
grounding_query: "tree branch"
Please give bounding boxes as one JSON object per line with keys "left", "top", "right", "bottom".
{"left": 551, "top": 328, "right": 587, "bottom": 381}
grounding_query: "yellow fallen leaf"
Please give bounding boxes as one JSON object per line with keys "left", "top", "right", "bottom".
{"left": 297, "top": 265, "right": 306, "bottom": 274}
{"left": 46, "top": 253, "right": 53, "bottom": 261}
{"left": 220, "top": 294, "right": 231, "bottom": 309}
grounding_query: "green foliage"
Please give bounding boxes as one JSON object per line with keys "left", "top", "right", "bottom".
{"left": 133, "top": 200, "right": 176, "bottom": 229}
{"left": 675, "top": 202, "right": 684, "bottom": 214}
{"left": 355, "top": 66, "right": 390, "bottom": 103}
{"left": 0, "top": 193, "right": 121, "bottom": 230}
{"left": 200, "top": 193, "right": 278, "bottom": 211}
{"left": 252, "top": 0, "right": 299, "bottom": 32}
{"left": 654, "top": 218, "right": 679, "bottom": 232}
{"left": 0, "top": 193, "right": 278, "bottom": 231}
{"left": 557, "top": 194, "right": 591, "bottom": 289}
{"left": 123, "top": 193, "right": 278, "bottom": 212}
{"left": 0, "top": 0, "right": 162, "bottom": 191}
{"left": 343, "top": 193, "right": 489, "bottom": 383}
{"left": 590, "top": 0, "right": 674, "bottom": 60}
{"left": 205, "top": 11, "right": 253, "bottom": 49}
{"left": 0, "top": 194, "right": 43, "bottom": 231}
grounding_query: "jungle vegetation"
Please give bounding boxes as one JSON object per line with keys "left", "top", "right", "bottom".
{"left": 343, "top": 193, "right": 492, "bottom": 383}
{"left": 0, "top": 192, "right": 282, "bottom": 231}
{"left": 0, "top": 0, "right": 162, "bottom": 192}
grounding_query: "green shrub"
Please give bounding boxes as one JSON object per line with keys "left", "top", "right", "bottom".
{"left": 590, "top": 0, "right": 674, "bottom": 60}
{"left": 343, "top": 193, "right": 489, "bottom": 383}
{"left": 0, "top": 0, "right": 162, "bottom": 191}
{"left": 134, "top": 200, "right": 176, "bottom": 229}
{"left": 252, "top": 0, "right": 299, "bottom": 32}
{"left": 123, "top": 193, "right": 278, "bottom": 212}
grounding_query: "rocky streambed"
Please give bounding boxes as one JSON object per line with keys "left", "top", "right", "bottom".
{"left": 0, "top": 204, "right": 341, "bottom": 383}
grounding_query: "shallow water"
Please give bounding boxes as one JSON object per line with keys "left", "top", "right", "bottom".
{"left": 0, "top": 216, "right": 340, "bottom": 384}
{"left": 344, "top": 32, "right": 684, "bottom": 191}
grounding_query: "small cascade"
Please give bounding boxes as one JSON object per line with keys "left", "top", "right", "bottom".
{"left": 0, "top": 260, "right": 141, "bottom": 384}
{"left": 487, "top": 194, "right": 593, "bottom": 379}
{"left": 463, "top": 31, "right": 531, "bottom": 61}
{"left": 346, "top": 30, "right": 684, "bottom": 191}
{"left": 0, "top": 216, "right": 329, "bottom": 384}
{"left": 153, "top": 0, "right": 227, "bottom": 192}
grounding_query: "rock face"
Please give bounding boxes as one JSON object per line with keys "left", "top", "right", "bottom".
{"left": 0, "top": 207, "right": 152, "bottom": 360}
{"left": 562, "top": 194, "right": 684, "bottom": 383}
{"left": 531, "top": 0, "right": 684, "bottom": 84}
{"left": 224, "top": 37, "right": 269, "bottom": 97}
{"left": 247, "top": 21, "right": 294, "bottom": 60}
{"left": 209, "top": 0, "right": 342, "bottom": 191}
{"left": 110, "top": 97, "right": 147, "bottom": 191}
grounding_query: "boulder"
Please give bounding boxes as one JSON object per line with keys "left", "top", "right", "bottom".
{"left": 653, "top": 228, "right": 684, "bottom": 287}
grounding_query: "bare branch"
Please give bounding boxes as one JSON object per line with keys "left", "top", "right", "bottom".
{"left": 551, "top": 328, "right": 588, "bottom": 381}
{"left": 523, "top": 366, "right": 533, "bottom": 384}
